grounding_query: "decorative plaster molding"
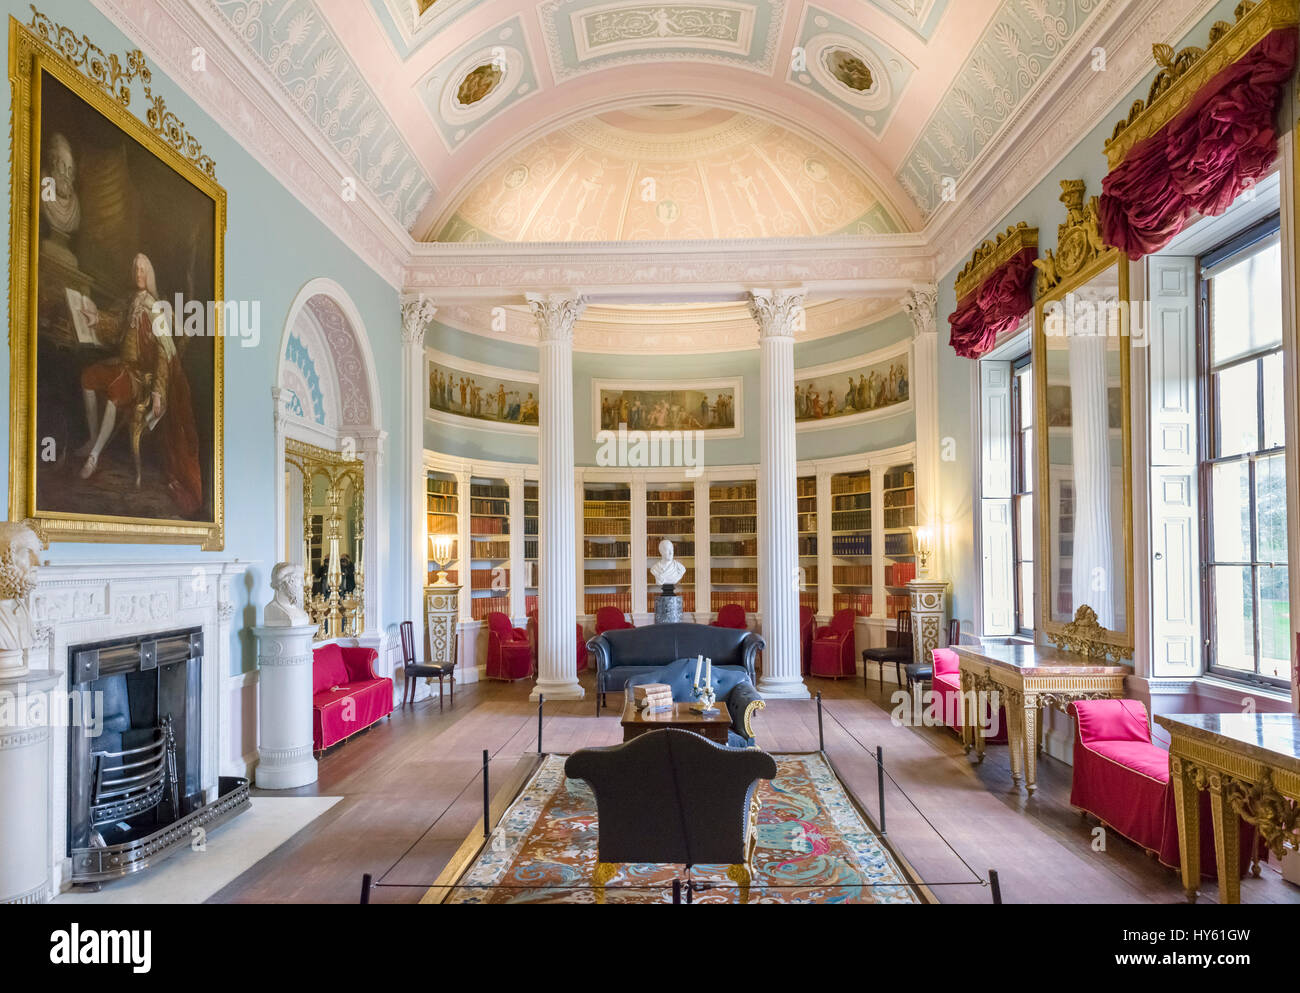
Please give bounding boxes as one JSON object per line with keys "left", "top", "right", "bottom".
{"left": 401, "top": 295, "right": 438, "bottom": 344}
{"left": 527, "top": 293, "right": 589, "bottom": 342}
{"left": 901, "top": 284, "right": 938, "bottom": 338}
{"left": 748, "top": 288, "right": 807, "bottom": 340}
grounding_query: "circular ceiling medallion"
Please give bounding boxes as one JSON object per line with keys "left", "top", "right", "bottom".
{"left": 437, "top": 46, "right": 525, "bottom": 125}
{"left": 456, "top": 62, "right": 502, "bottom": 107}
{"left": 804, "top": 33, "right": 891, "bottom": 112}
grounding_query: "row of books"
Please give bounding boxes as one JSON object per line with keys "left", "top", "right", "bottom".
{"left": 648, "top": 520, "right": 694, "bottom": 536}
{"left": 710, "top": 485, "right": 756, "bottom": 500}
{"left": 524, "top": 521, "right": 539, "bottom": 536}
{"left": 883, "top": 490, "right": 915, "bottom": 509}
{"left": 831, "top": 511, "right": 871, "bottom": 532}
{"left": 886, "top": 562, "right": 917, "bottom": 587}
{"left": 711, "top": 592, "right": 757, "bottom": 612}
{"left": 712, "top": 517, "right": 757, "bottom": 534}
{"left": 427, "top": 479, "right": 457, "bottom": 496}
{"left": 885, "top": 595, "right": 910, "bottom": 618}
{"left": 649, "top": 489, "right": 693, "bottom": 501}
{"left": 799, "top": 537, "right": 818, "bottom": 556}
{"left": 525, "top": 540, "right": 538, "bottom": 559}
{"left": 884, "top": 533, "right": 914, "bottom": 557}
{"left": 585, "top": 569, "right": 631, "bottom": 585}
{"left": 427, "top": 496, "right": 458, "bottom": 514}
{"left": 885, "top": 509, "right": 917, "bottom": 529}
{"left": 585, "top": 489, "right": 631, "bottom": 503}
{"left": 712, "top": 568, "right": 758, "bottom": 585}
{"left": 470, "top": 516, "right": 508, "bottom": 535}
{"left": 470, "top": 595, "right": 509, "bottom": 621}
{"left": 585, "top": 592, "right": 633, "bottom": 613}
{"left": 428, "top": 518, "right": 458, "bottom": 537}
{"left": 797, "top": 478, "right": 817, "bottom": 497}
{"left": 471, "top": 484, "right": 509, "bottom": 499}
{"left": 884, "top": 469, "right": 915, "bottom": 489}
{"left": 585, "top": 519, "right": 630, "bottom": 536}
{"left": 834, "top": 593, "right": 873, "bottom": 616}
{"left": 470, "top": 571, "right": 509, "bottom": 591}
{"left": 647, "top": 505, "right": 694, "bottom": 520}
{"left": 471, "top": 540, "right": 510, "bottom": 559}
{"left": 833, "top": 534, "right": 872, "bottom": 556}
{"left": 800, "top": 592, "right": 819, "bottom": 610}
{"left": 649, "top": 539, "right": 695, "bottom": 556}
{"left": 711, "top": 500, "right": 756, "bottom": 516}
{"left": 797, "top": 513, "right": 817, "bottom": 534}
{"left": 585, "top": 501, "right": 631, "bottom": 518}
{"left": 713, "top": 539, "right": 758, "bottom": 556}
{"left": 469, "top": 499, "right": 508, "bottom": 516}
{"left": 831, "top": 475, "right": 869, "bottom": 495}
{"left": 585, "top": 540, "right": 630, "bottom": 558}
{"left": 834, "top": 565, "right": 872, "bottom": 585}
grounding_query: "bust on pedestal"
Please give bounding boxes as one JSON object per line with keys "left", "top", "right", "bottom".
{"left": 254, "top": 563, "right": 319, "bottom": 790}
{"left": 651, "top": 540, "right": 685, "bottom": 624}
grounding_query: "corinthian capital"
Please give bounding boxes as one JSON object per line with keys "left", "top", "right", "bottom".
{"left": 748, "top": 288, "right": 806, "bottom": 341}
{"left": 526, "top": 292, "right": 587, "bottom": 343}
{"left": 401, "top": 295, "right": 437, "bottom": 346}
{"left": 902, "top": 285, "right": 939, "bottom": 339}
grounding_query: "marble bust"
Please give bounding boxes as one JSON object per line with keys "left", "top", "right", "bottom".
{"left": 265, "top": 562, "right": 312, "bottom": 627}
{"left": 0, "top": 521, "right": 41, "bottom": 680}
{"left": 650, "top": 539, "right": 686, "bottom": 591}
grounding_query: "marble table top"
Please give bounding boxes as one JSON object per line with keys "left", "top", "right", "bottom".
{"left": 1154, "top": 713, "right": 1300, "bottom": 769}
{"left": 952, "top": 642, "right": 1129, "bottom": 676}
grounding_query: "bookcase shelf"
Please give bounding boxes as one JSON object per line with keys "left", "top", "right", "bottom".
{"left": 469, "top": 477, "right": 510, "bottom": 621}
{"left": 524, "top": 480, "right": 538, "bottom": 616}
{"left": 830, "top": 469, "right": 872, "bottom": 617}
{"left": 882, "top": 463, "right": 916, "bottom": 618}
{"left": 646, "top": 484, "right": 696, "bottom": 613}
{"left": 426, "top": 471, "right": 460, "bottom": 587}
{"left": 709, "top": 482, "right": 758, "bottom": 615}
{"left": 584, "top": 481, "right": 632, "bottom": 616}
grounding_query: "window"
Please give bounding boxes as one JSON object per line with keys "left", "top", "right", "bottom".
{"left": 1011, "top": 354, "right": 1035, "bottom": 635}
{"left": 1198, "top": 216, "right": 1288, "bottom": 686}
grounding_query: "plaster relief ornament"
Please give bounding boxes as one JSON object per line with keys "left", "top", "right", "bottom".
{"left": 0, "top": 521, "right": 42, "bottom": 680}
{"left": 650, "top": 539, "right": 686, "bottom": 591}
{"left": 265, "top": 562, "right": 312, "bottom": 628}
{"left": 824, "top": 48, "right": 874, "bottom": 92}
{"left": 457, "top": 62, "right": 503, "bottom": 106}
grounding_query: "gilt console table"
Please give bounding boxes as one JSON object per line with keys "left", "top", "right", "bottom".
{"left": 1152, "top": 713, "right": 1300, "bottom": 905}
{"left": 952, "top": 643, "right": 1127, "bottom": 794}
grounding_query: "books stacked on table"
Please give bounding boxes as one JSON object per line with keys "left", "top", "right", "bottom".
{"left": 633, "top": 683, "right": 674, "bottom": 713}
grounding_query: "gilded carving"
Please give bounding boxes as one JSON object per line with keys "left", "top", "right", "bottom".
{"left": 1032, "top": 181, "right": 1110, "bottom": 295}
{"left": 1049, "top": 605, "right": 1134, "bottom": 665}
{"left": 954, "top": 222, "right": 1039, "bottom": 302}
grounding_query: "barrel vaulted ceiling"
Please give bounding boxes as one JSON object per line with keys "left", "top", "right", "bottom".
{"left": 202, "top": 0, "right": 1122, "bottom": 243}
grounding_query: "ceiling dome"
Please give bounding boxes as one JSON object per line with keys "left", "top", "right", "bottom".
{"left": 434, "top": 105, "right": 905, "bottom": 242}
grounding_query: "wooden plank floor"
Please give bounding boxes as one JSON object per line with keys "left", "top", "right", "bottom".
{"left": 209, "top": 673, "right": 1300, "bottom": 905}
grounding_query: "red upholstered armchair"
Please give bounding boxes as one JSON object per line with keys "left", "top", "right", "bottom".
{"left": 810, "top": 609, "right": 857, "bottom": 679}
{"left": 595, "top": 606, "right": 633, "bottom": 635}
{"left": 487, "top": 611, "right": 532, "bottom": 681}
{"left": 312, "top": 642, "right": 393, "bottom": 752}
{"left": 930, "top": 648, "right": 1007, "bottom": 743}
{"left": 799, "top": 606, "right": 815, "bottom": 676}
{"left": 577, "top": 622, "right": 589, "bottom": 673}
{"left": 713, "top": 604, "right": 748, "bottom": 629}
{"left": 1069, "top": 700, "right": 1256, "bottom": 877}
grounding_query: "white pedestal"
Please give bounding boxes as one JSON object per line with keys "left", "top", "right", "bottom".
{"left": 253, "top": 624, "right": 319, "bottom": 790}
{"left": 907, "top": 580, "right": 950, "bottom": 667}
{"left": 0, "top": 670, "right": 58, "bottom": 903}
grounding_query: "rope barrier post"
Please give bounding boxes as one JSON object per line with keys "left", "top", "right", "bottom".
{"left": 537, "top": 694, "right": 544, "bottom": 755}
{"left": 672, "top": 879, "right": 682, "bottom": 905}
{"left": 482, "top": 748, "right": 490, "bottom": 839}
{"left": 359, "top": 872, "right": 372, "bottom": 905}
{"left": 989, "top": 869, "right": 1003, "bottom": 905}
{"left": 816, "top": 692, "right": 824, "bottom": 752}
{"left": 877, "top": 745, "right": 886, "bottom": 836}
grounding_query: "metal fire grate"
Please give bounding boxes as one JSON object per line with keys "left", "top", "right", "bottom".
{"left": 89, "top": 715, "right": 178, "bottom": 827}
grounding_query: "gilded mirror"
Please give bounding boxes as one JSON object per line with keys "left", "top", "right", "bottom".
{"left": 1032, "top": 180, "right": 1134, "bottom": 662}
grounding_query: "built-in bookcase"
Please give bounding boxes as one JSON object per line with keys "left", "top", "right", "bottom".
{"left": 797, "top": 475, "right": 818, "bottom": 611}
{"left": 830, "top": 470, "right": 872, "bottom": 616}
{"left": 882, "top": 463, "right": 917, "bottom": 618}
{"left": 583, "top": 482, "right": 632, "bottom": 616}
{"left": 709, "top": 481, "right": 759, "bottom": 615}
{"left": 524, "top": 480, "right": 538, "bottom": 616}
{"left": 469, "top": 477, "right": 510, "bottom": 621}
{"left": 646, "top": 483, "right": 696, "bottom": 613}
{"left": 426, "top": 471, "right": 459, "bottom": 586}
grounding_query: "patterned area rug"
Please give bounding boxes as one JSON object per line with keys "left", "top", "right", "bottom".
{"left": 437, "top": 753, "right": 920, "bottom": 904}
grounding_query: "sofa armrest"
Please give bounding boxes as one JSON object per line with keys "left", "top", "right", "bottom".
{"left": 340, "top": 646, "right": 379, "bottom": 682}
{"left": 727, "top": 680, "right": 765, "bottom": 741}
{"left": 587, "top": 634, "right": 613, "bottom": 673}
{"left": 740, "top": 632, "right": 765, "bottom": 684}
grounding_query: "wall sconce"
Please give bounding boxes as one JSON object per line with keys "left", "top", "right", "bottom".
{"left": 914, "top": 527, "right": 934, "bottom": 574}
{"left": 429, "top": 534, "right": 455, "bottom": 586}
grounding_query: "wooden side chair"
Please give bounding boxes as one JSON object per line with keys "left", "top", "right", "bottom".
{"left": 904, "top": 619, "right": 960, "bottom": 694}
{"left": 400, "top": 619, "right": 457, "bottom": 711}
{"left": 861, "top": 609, "right": 912, "bottom": 688}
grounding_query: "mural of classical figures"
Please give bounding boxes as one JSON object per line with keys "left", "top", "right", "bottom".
{"left": 594, "top": 379, "right": 742, "bottom": 437}
{"left": 795, "top": 349, "right": 911, "bottom": 427}
{"left": 427, "top": 353, "right": 539, "bottom": 429}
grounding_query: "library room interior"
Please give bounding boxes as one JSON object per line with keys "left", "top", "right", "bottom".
{"left": 4, "top": 0, "right": 1300, "bottom": 916}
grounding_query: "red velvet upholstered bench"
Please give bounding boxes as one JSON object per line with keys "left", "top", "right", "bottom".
{"left": 1069, "top": 699, "right": 1257, "bottom": 877}
{"left": 312, "top": 642, "right": 393, "bottom": 752}
{"left": 930, "top": 648, "right": 1008, "bottom": 744}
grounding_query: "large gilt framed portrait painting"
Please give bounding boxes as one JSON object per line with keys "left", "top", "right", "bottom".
{"left": 8, "top": 16, "right": 226, "bottom": 548}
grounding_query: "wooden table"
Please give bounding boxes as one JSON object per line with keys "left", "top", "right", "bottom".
{"left": 1153, "top": 713, "right": 1300, "bottom": 904}
{"left": 953, "top": 643, "right": 1127, "bottom": 794}
{"left": 621, "top": 701, "right": 731, "bottom": 745}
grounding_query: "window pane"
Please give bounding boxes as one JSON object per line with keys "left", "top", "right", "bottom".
{"left": 1255, "top": 453, "right": 1288, "bottom": 564}
{"left": 1017, "top": 368, "right": 1033, "bottom": 429}
{"left": 1214, "top": 362, "right": 1259, "bottom": 458}
{"left": 1263, "top": 351, "right": 1285, "bottom": 450}
{"left": 1016, "top": 494, "right": 1033, "bottom": 558}
{"left": 1210, "top": 461, "right": 1251, "bottom": 562}
{"left": 1211, "top": 565, "right": 1255, "bottom": 672}
{"left": 1020, "top": 429, "right": 1034, "bottom": 493}
{"left": 1259, "top": 566, "right": 1289, "bottom": 679}
{"left": 1211, "top": 241, "right": 1282, "bottom": 364}
{"left": 1018, "top": 562, "right": 1034, "bottom": 631}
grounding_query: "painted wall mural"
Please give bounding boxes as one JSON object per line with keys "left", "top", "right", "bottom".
{"left": 795, "top": 348, "right": 911, "bottom": 429}
{"left": 594, "top": 378, "right": 743, "bottom": 437}
{"left": 427, "top": 352, "right": 539, "bottom": 430}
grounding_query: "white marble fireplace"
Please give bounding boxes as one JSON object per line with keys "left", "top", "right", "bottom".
{"left": 14, "top": 558, "right": 245, "bottom": 899}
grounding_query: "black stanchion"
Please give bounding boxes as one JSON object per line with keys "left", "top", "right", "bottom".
{"left": 989, "top": 869, "right": 1003, "bottom": 905}
{"left": 816, "top": 692, "right": 824, "bottom": 752}
{"left": 482, "top": 748, "right": 490, "bottom": 839}
{"left": 359, "top": 872, "right": 372, "bottom": 905}
{"left": 537, "top": 694, "right": 545, "bottom": 754}
{"left": 877, "top": 745, "right": 887, "bottom": 836}
{"left": 672, "top": 879, "right": 682, "bottom": 905}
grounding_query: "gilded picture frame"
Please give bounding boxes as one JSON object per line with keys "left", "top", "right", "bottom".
{"left": 8, "top": 16, "right": 227, "bottom": 549}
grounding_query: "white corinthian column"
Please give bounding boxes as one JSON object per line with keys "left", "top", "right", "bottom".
{"left": 749, "top": 289, "right": 809, "bottom": 699}
{"left": 528, "top": 293, "right": 587, "bottom": 701}
{"left": 401, "top": 296, "right": 437, "bottom": 662}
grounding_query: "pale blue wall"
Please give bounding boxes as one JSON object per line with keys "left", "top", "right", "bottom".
{"left": 423, "top": 312, "right": 916, "bottom": 465}
{"left": 936, "top": 0, "right": 1246, "bottom": 631}
{"left": 0, "top": 1, "right": 403, "bottom": 674}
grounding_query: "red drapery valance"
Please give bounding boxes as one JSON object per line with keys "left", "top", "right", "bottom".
{"left": 1100, "top": 29, "right": 1297, "bottom": 260}
{"left": 947, "top": 246, "right": 1037, "bottom": 359}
